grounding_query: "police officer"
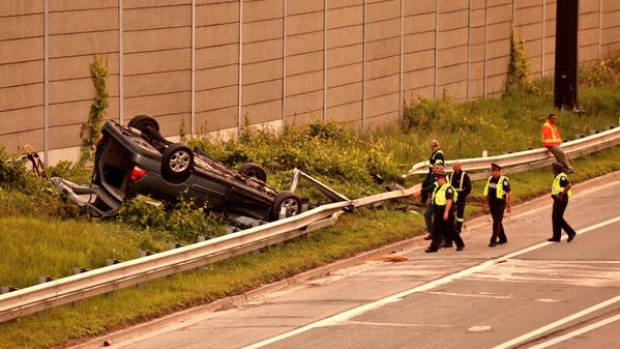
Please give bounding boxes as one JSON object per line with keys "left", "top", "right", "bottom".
{"left": 447, "top": 161, "right": 472, "bottom": 235}
{"left": 419, "top": 164, "right": 443, "bottom": 241}
{"left": 425, "top": 167, "right": 464, "bottom": 253}
{"left": 483, "top": 163, "right": 513, "bottom": 247}
{"left": 548, "top": 162, "right": 577, "bottom": 242}
{"left": 422, "top": 140, "right": 445, "bottom": 240}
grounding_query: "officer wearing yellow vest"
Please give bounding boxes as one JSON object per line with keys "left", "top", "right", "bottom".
{"left": 548, "top": 162, "right": 577, "bottom": 242}
{"left": 483, "top": 163, "right": 513, "bottom": 247}
{"left": 425, "top": 167, "right": 465, "bottom": 253}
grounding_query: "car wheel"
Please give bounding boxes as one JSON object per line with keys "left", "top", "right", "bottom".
{"left": 239, "top": 162, "right": 267, "bottom": 182}
{"left": 270, "top": 191, "right": 302, "bottom": 221}
{"left": 128, "top": 114, "right": 159, "bottom": 133}
{"left": 161, "top": 143, "right": 194, "bottom": 182}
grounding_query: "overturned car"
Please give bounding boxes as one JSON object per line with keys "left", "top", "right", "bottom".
{"left": 52, "top": 115, "right": 304, "bottom": 223}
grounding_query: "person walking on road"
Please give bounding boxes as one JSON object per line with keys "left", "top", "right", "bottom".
{"left": 425, "top": 167, "right": 464, "bottom": 253}
{"left": 542, "top": 113, "right": 574, "bottom": 173}
{"left": 418, "top": 164, "right": 443, "bottom": 241}
{"left": 447, "top": 161, "right": 472, "bottom": 235}
{"left": 421, "top": 140, "right": 445, "bottom": 240}
{"left": 483, "top": 163, "right": 513, "bottom": 247}
{"left": 548, "top": 162, "right": 577, "bottom": 243}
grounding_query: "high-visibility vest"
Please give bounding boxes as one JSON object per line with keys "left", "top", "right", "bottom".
{"left": 448, "top": 171, "right": 466, "bottom": 192}
{"left": 433, "top": 183, "right": 457, "bottom": 206}
{"left": 483, "top": 175, "right": 508, "bottom": 199}
{"left": 552, "top": 173, "right": 573, "bottom": 197}
{"left": 429, "top": 149, "right": 445, "bottom": 168}
{"left": 542, "top": 120, "right": 562, "bottom": 147}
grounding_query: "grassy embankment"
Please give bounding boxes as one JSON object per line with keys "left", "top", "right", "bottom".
{"left": 1, "top": 56, "right": 619, "bottom": 349}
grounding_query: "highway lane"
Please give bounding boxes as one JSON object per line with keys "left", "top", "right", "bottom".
{"left": 105, "top": 172, "right": 620, "bottom": 349}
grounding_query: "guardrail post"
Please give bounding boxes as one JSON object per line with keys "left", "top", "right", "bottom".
{"left": 1, "top": 286, "right": 19, "bottom": 294}
{"left": 105, "top": 259, "right": 122, "bottom": 297}
{"left": 71, "top": 268, "right": 90, "bottom": 306}
{"left": 37, "top": 276, "right": 55, "bottom": 315}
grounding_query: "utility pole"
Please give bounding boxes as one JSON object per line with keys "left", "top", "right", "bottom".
{"left": 554, "top": 0, "right": 582, "bottom": 112}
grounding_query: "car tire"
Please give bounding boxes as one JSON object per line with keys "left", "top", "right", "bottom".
{"left": 128, "top": 114, "right": 159, "bottom": 133}
{"left": 161, "top": 143, "right": 194, "bottom": 182}
{"left": 239, "top": 162, "right": 267, "bottom": 182}
{"left": 270, "top": 191, "right": 302, "bottom": 221}
{"left": 128, "top": 115, "right": 169, "bottom": 147}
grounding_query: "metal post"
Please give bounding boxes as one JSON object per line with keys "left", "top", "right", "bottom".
{"left": 467, "top": 0, "right": 472, "bottom": 100}
{"left": 483, "top": 0, "right": 489, "bottom": 98}
{"left": 119, "top": 0, "right": 124, "bottom": 124}
{"left": 323, "top": 0, "right": 328, "bottom": 122}
{"left": 399, "top": 0, "right": 404, "bottom": 122}
{"left": 554, "top": 0, "right": 580, "bottom": 110}
{"left": 191, "top": 0, "right": 196, "bottom": 137}
{"left": 44, "top": 0, "right": 49, "bottom": 165}
{"left": 362, "top": 0, "right": 367, "bottom": 132}
{"left": 542, "top": 0, "right": 546, "bottom": 76}
{"left": 282, "top": 0, "right": 287, "bottom": 127}
{"left": 434, "top": 2, "right": 439, "bottom": 100}
{"left": 238, "top": 0, "right": 243, "bottom": 135}
{"left": 598, "top": 0, "right": 603, "bottom": 60}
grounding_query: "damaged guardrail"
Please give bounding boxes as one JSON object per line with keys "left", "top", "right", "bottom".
{"left": 1, "top": 126, "right": 619, "bottom": 323}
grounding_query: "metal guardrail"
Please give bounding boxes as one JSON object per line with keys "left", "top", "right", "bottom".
{"left": 1, "top": 126, "right": 619, "bottom": 323}
{"left": 405, "top": 126, "right": 620, "bottom": 179}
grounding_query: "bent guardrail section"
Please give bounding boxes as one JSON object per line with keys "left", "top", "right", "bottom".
{"left": 1, "top": 127, "right": 619, "bottom": 323}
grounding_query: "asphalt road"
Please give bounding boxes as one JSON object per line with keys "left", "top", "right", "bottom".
{"left": 93, "top": 172, "right": 620, "bottom": 349}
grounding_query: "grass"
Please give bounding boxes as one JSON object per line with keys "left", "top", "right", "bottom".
{"left": 1, "top": 56, "right": 620, "bottom": 348}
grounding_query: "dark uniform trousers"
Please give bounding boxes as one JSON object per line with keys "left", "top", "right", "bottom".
{"left": 489, "top": 200, "right": 507, "bottom": 244}
{"left": 431, "top": 206, "right": 464, "bottom": 250}
{"left": 454, "top": 197, "right": 467, "bottom": 233}
{"left": 551, "top": 196, "right": 576, "bottom": 240}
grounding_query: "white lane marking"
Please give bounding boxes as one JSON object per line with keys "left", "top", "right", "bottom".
{"left": 525, "top": 313, "right": 620, "bottom": 349}
{"left": 342, "top": 321, "right": 453, "bottom": 329}
{"left": 241, "top": 216, "right": 620, "bottom": 349}
{"left": 492, "top": 296, "right": 620, "bottom": 349}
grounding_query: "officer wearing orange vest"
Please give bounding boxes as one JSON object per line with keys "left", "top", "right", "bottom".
{"left": 542, "top": 113, "right": 574, "bottom": 173}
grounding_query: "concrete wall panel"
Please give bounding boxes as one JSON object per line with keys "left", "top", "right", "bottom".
{"left": 196, "top": 2, "right": 238, "bottom": 26}
{"left": 196, "top": 86, "right": 238, "bottom": 113}
{"left": 286, "top": 71, "right": 322, "bottom": 96}
{"left": 196, "top": 65, "right": 238, "bottom": 90}
{"left": 285, "top": 90, "right": 323, "bottom": 117}
{"left": 327, "top": 83, "right": 362, "bottom": 108}
{"left": 1, "top": 106, "right": 44, "bottom": 135}
{"left": 327, "top": 64, "right": 363, "bottom": 88}
{"left": 287, "top": 51, "right": 323, "bottom": 76}
{"left": 195, "top": 107, "right": 238, "bottom": 133}
{"left": 0, "top": 38, "right": 44, "bottom": 64}
{"left": 288, "top": 0, "right": 323, "bottom": 16}
{"left": 287, "top": 11, "right": 323, "bottom": 36}
{"left": 284, "top": 32, "right": 324, "bottom": 56}
{"left": 196, "top": 23, "right": 238, "bottom": 48}
{"left": 327, "top": 45, "right": 363, "bottom": 68}
{"left": 0, "top": 14, "right": 43, "bottom": 40}
{"left": 3, "top": 0, "right": 620, "bottom": 160}
{"left": 243, "top": 60, "right": 283, "bottom": 86}
{"left": 1, "top": 61, "right": 44, "bottom": 88}
{"left": 242, "top": 99, "right": 282, "bottom": 124}
{"left": 50, "top": 9, "right": 118, "bottom": 34}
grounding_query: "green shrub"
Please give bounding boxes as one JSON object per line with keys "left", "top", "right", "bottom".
{"left": 118, "top": 195, "right": 227, "bottom": 244}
